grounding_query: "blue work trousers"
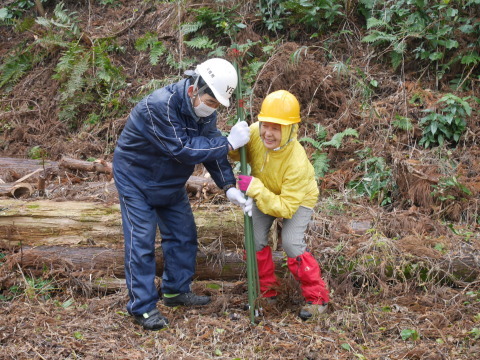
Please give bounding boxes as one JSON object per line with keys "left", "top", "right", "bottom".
{"left": 119, "top": 187, "right": 197, "bottom": 316}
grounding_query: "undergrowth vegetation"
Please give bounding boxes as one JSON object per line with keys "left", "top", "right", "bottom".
{"left": 0, "top": 0, "right": 478, "bottom": 220}
{"left": 0, "top": 2, "right": 479, "bottom": 358}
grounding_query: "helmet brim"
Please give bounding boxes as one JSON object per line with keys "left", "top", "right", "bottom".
{"left": 209, "top": 88, "right": 230, "bottom": 107}
{"left": 258, "top": 115, "right": 300, "bottom": 125}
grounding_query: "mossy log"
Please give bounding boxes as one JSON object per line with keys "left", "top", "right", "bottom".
{"left": 10, "top": 243, "right": 478, "bottom": 286}
{"left": 0, "top": 199, "right": 244, "bottom": 249}
{"left": 8, "top": 245, "right": 285, "bottom": 281}
{"left": 1, "top": 199, "right": 479, "bottom": 283}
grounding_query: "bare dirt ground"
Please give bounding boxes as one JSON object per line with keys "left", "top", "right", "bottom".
{"left": 1, "top": 1, "right": 479, "bottom": 359}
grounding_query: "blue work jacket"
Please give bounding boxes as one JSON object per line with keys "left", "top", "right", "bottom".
{"left": 113, "top": 78, "right": 235, "bottom": 201}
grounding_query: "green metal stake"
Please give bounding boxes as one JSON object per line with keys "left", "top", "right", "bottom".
{"left": 232, "top": 53, "right": 259, "bottom": 324}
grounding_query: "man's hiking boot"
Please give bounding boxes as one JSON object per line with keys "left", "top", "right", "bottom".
{"left": 299, "top": 302, "right": 328, "bottom": 321}
{"left": 163, "top": 292, "right": 211, "bottom": 307}
{"left": 133, "top": 308, "right": 169, "bottom": 331}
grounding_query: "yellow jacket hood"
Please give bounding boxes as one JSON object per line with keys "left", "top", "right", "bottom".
{"left": 229, "top": 122, "right": 319, "bottom": 218}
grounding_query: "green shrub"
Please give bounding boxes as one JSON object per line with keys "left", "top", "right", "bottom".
{"left": 361, "top": 0, "right": 480, "bottom": 88}
{"left": 348, "top": 148, "right": 394, "bottom": 206}
{"left": 258, "top": 0, "right": 345, "bottom": 35}
{"left": 419, "top": 94, "right": 473, "bottom": 148}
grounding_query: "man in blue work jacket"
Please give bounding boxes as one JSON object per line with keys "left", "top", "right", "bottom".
{"left": 113, "top": 58, "right": 251, "bottom": 330}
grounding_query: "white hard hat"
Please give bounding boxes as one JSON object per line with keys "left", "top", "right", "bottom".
{"left": 195, "top": 58, "right": 238, "bottom": 106}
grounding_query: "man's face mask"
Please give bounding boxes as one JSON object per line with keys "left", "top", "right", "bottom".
{"left": 193, "top": 96, "right": 216, "bottom": 117}
{"left": 191, "top": 76, "right": 220, "bottom": 118}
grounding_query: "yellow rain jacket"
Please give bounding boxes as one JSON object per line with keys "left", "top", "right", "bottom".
{"left": 229, "top": 122, "right": 319, "bottom": 219}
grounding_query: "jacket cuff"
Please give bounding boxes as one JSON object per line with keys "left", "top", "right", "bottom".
{"left": 223, "top": 183, "right": 236, "bottom": 192}
{"left": 245, "top": 177, "right": 262, "bottom": 197}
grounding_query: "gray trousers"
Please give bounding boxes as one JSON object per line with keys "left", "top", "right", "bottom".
{"left": 252, "top": 202, "right": 313, "bottom": 258}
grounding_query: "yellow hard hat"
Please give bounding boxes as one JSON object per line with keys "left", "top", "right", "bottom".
{"left": 258, "top": 90, "right": 301, "bottom": 125}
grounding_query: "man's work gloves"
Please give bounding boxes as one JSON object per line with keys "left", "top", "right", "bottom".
{"left": 238, "top": 175, "right": 253, "bottom": 192}
{"left": 227, "top": 121, "right": 250, "bottom": 150}
{"left": 226, "top": 187, "right": 253, "bottom": 216}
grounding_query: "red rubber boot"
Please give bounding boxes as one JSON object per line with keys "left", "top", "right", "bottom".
{"left": 287, "top": 252, "right": 330, "bottom": 319}
{"left": 256, "top": 246, "right": 280, "bottom": 298}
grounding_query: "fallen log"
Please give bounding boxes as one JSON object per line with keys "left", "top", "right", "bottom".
{"left": 6, "top": 245, "right": 264, "bottom": 281}
{"left": 0, "top": 199, "right": 244, "bottom": 249}
{"left": 0, "top": 183, "right": 34, "bottom": 198}
{"left": 0, "top": 157, "right": 59, "bottom": 183}
{"left": 1, "top": 200, "right": 478, "bottom": 284}
{"left": 59, "top": 157, "right": 112, "bottom": 175}
{"left": 0, "top": 157, "right": 222, "bottom": 200}
{"left": 7, "top": 242, "right": 478, "bottom": 286}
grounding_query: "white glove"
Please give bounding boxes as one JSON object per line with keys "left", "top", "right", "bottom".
{"left": 226, "top": 187, "right": 247, "bottom": 208}
{"left": 244, "top": 197, "right": 253, "bottom": 217}
{"left": 227, "top": 121, "right": 250, "bottom": 150}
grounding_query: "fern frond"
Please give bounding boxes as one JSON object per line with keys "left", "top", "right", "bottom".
{"left": 391, "top": 51, "right": 403, "bottom": 70}
{"left": 322, "top": 128, "right": 359, "bottom": 149}
{"left": 248, "top": 61, "right": 265, "bottom": 74}
{"left": 93, "top": 47, "right": 124, "bottom": 87}
{"left": 135, "top": 33, "right": 156, "bottom": 51}
{"left": 184, "top": 36, "right": 216, "bottom": 50}
{"left": 314, "top": 124, "right": 327, "bottom": 142}
{"left": 312, "top": 151, "right": 330, "bottom": 179}
{"left": 166, "top": 54, "right": 195, "bottom": 71}
{"left": 135, "top": 33, "right": 166, "bottom": 65}
{"left": 342, "top": 128, "right": 359, "bottom": 137}
{"left": 52, "top": 3, "right": 80, "bottom": 35}
{"left": 366, "top": 17, "right": 388, "bottom": 29}
{"left": 60, "top": 52, "right": 89, "bottom": 101}
{"left": 362, "top": 30, "right": 397, "bottom": 44}
{"left": 35, "top": 17, "right": 53, "bottom": 29}
{"left": 208, "top": 46, "right": 227, "bottom": 58}
{"left": 35, "top": 33, "right": 71, "bottom": 49}
{"left": 393, "top": 115, "right": 413, "bottom": 131}
{"left": 150, "top": 43, "right": 166, "bottom": 66}
{"left": 299, "top": 137, "right": 323, "bottom": 150}
{"left": 181, "top": 21, "right": 204, "bottom": 35}
{"left": 53, "top": 44, "right": 82, "bottom": 80}
{"left": 36, "top": 3, "right": 80, "bottom": 36}
{"left": 0, "top": 53, "right": 33, "bottom": 90}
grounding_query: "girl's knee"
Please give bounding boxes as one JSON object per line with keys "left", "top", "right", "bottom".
{"left": 282, "top": 241, "right": 306, "bottom": 258}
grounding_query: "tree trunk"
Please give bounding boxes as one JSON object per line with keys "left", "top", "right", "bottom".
{"left": 0, "top": 157, "right": 58, "bottom": 183}
{"left": 8, "top": 243, "right": 478, "bottom": 285}
{"left": 9, "top": 245, "right": 264, "bottom": 281}
{"left": 59, "top": 157, "right": 112, "bottom": 175}
{"left": 1, "top": 199, "right": 478, "bottom": 283}
{"left": 0, "top": 183, "right": 34, "bottom": 198}
{"left": 0, "top": 157, "right": 221, "bottom": 200}
{"left": 0, "top": 199, "right": 244, "bottom": 249}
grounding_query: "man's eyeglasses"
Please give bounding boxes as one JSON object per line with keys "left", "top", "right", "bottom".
{"left": 196, "top": 91, "right": 220, "bottom": 108}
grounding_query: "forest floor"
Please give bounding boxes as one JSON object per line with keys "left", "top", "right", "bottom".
{"left": 1, "top": 1, "right": 479, "bottom": 359}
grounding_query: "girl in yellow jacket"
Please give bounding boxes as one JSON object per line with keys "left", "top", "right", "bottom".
{"left": 230, "top": 90, "right": 330, "bottom": 320}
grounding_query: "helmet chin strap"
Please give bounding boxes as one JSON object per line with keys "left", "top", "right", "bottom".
{"left": 273, "top": 125, "right": 295, "bottom": 151}
{"left": 192, "top": 76, "right": 209, "bottom": 98}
